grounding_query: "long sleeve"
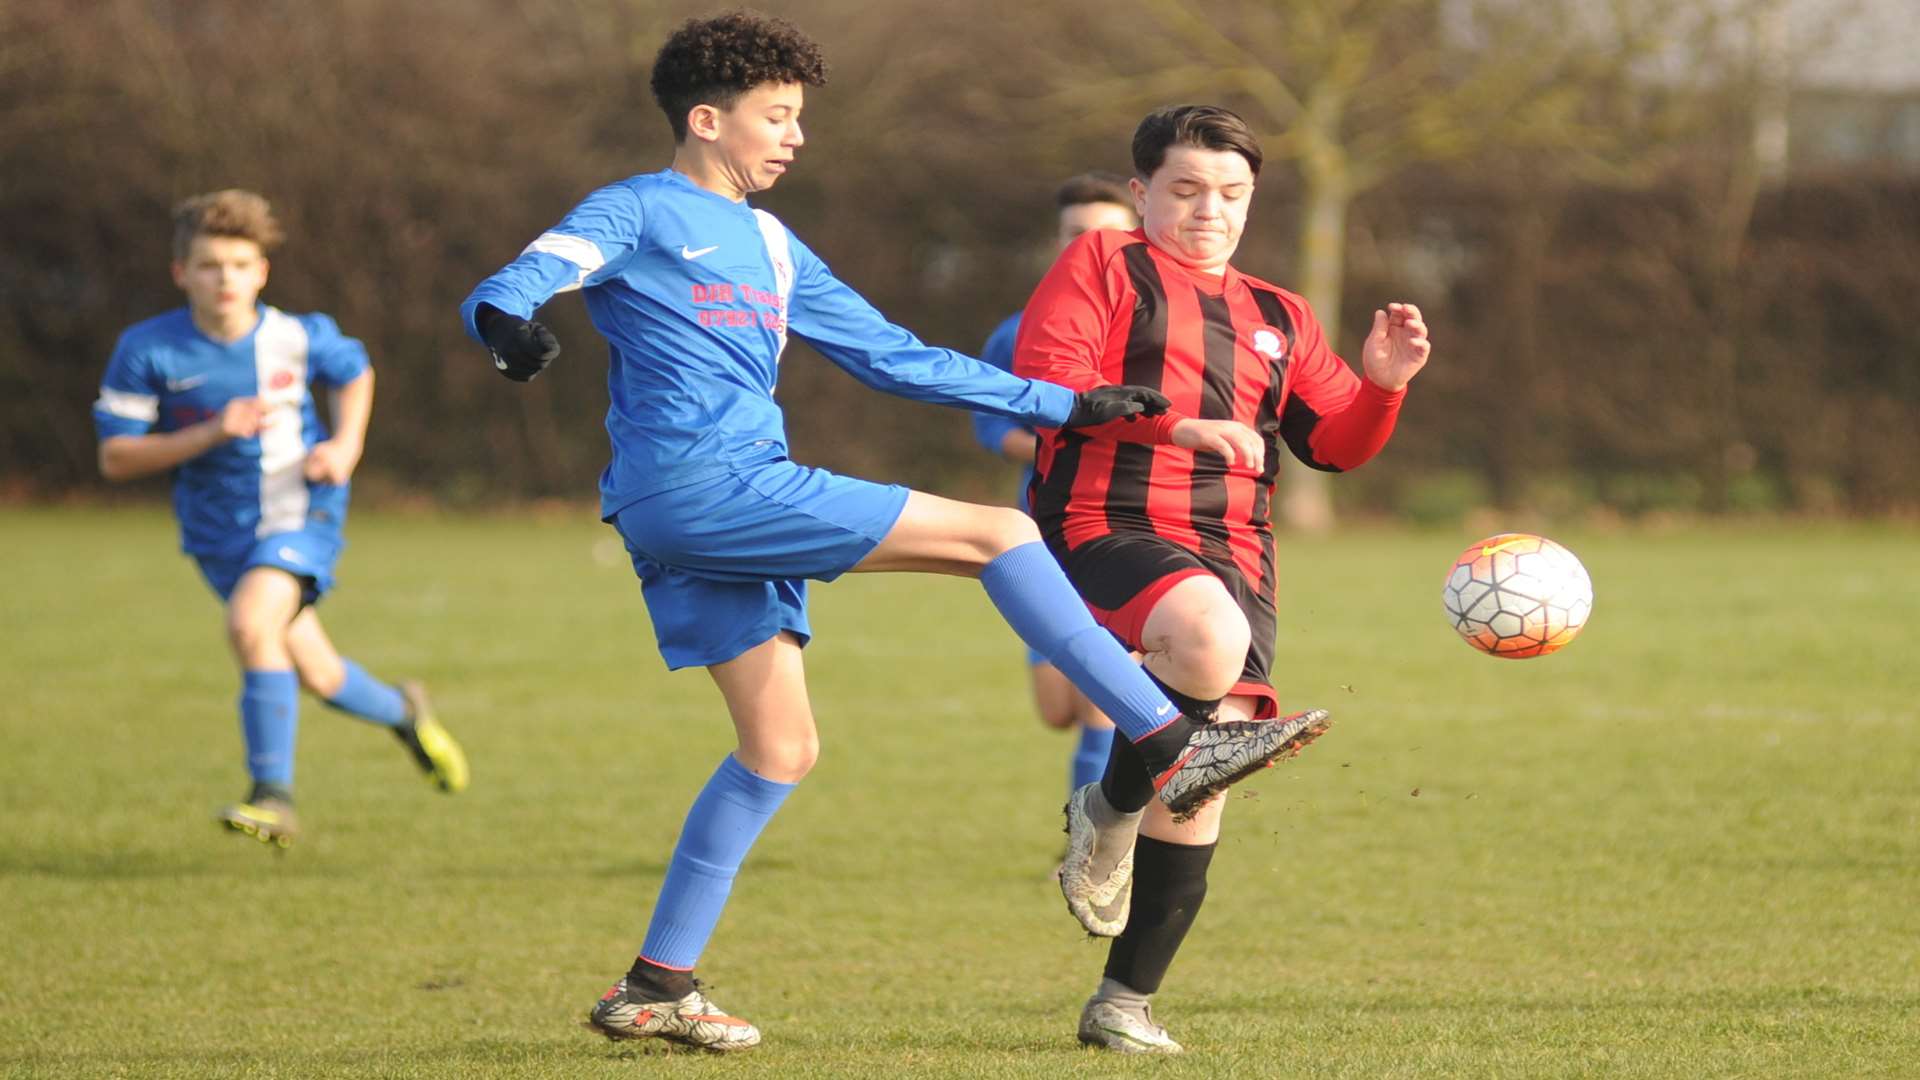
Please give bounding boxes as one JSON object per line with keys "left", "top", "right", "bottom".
{"left": 971, "top": 314, "right": 1032, "bottom": 454}
{"left": 460, "top": 182, "right": 647, "bottom": 341}
{"left": 784, "top": 233, "right": 1075, "bottom": 427}
{"left": 1278, "top": 304, "right": 1405, "bottom": 472}
{"left": 93, "top": 331, "right": 160, "bottom": 440}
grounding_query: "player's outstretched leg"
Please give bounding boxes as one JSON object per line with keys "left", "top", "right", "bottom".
{"left": 978, "top": 551, "right": 1319, "bottom": 817}
{"left": 289, "top": 612, "right": 469, "bottom": 793}
{"left": 1151, "top": 707, "right": 1331, "bottom": 820}
{"left": 858, "top": 495, "right": 1314, "bottom": 815}
{"left": 389, "top": 681, "right": 469, "bottom": 793}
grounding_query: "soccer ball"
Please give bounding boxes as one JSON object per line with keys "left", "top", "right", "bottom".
{"left": 1442, "top": 533, "right": 1593, "bottom": 658}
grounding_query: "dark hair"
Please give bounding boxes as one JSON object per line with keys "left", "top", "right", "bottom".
{"left": 1131, "top": 105, "right": 1263, "bottom": 179}
{"left": 171, "top": 189, "right": 284, "bottom": 261}
{"left": 650, "top": 10, "right": 829, "bottom": 143}
{"left": 1054, "top": 172, "right": 1133, "bottom": 211}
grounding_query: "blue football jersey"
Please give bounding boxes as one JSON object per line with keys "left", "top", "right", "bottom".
{"left": 460, "top": 169, "right": 1076, "bottom": 518}
{"left": 92, "top": 306, "right": 369, "bottom": 557}
{"left": 970, "top": 311, "right": 1038, "bottom": 512}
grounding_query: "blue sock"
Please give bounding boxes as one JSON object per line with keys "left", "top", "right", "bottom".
{"left": 323, "top": 659, "right": 409, "bottom": 727}
{"left": 639, "top": 755, "right": 796, "bottom": 970}
{"left": 240, "top": 669, "right": 300, "bottom": 786}
{"left": 1071, "top": 724, "right": 1116, "bottom": 795}
{"left": 980, "top": 542, "right": 1179, "bottom": 743}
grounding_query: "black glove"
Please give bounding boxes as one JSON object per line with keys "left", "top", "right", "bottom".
{"left": 477, "top": 303, "right": 561, "bottom": 382}
{"left": 1064, "top": 384, "right": 1172, "bottom": 428}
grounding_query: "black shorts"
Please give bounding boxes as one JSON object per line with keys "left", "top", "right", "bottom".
{"left": 1049, "top": 531, "right": 1279, "bottom": 719}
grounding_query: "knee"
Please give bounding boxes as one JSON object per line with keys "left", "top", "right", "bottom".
{"left": 295, "top": 661, "right": 343, "bottom": 699}
{"left": 748, "top": 731, "right": 820, "bottom": 784}
{"left": 977, "top": 507, "right": 1040, "bottom": 562}
{"left": 1037, "top": 699, "right": 1075, "bottom": 731}
{"left": 1159, "top": 609, "right": 1251, "bottom": 700}
{"left": 225, "top": 606, "right": 285, "bottom": 661}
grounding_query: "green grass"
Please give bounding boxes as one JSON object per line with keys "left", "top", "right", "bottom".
{"left": 1, "top": 506, "right": 1915, "bottom": 1078}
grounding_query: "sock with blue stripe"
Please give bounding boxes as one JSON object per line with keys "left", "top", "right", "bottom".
{"left": 322, "top": 659, "right": 409, "bottom": 727}
{"left": 630, "top": 754, "right": 796, "bottom": 996}
{"left": 239, "top": 669, "right": 299, "bottom": 788}
{"left": 979, "top": 543, "right": 1194, "bottom": 765}
{"left": 1070, "top": 723, "right": 1116, "bottom": 796}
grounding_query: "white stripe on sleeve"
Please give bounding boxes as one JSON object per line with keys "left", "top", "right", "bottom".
{"left": 95, "top": 388, "right": 159, "bottom": 423}
{"left": 522, "top": 231, "right": 608, "bottom": 294}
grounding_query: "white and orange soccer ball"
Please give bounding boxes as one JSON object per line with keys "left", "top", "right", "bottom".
{"left": 1442, "top": 533, "right": 1593, "bottom": 658}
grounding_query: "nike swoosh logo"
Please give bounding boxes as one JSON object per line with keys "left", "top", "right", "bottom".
{"left": 681, "top": 245, "right": 719, "bottom": 260}
{"left": 1480, "top": 536, "right": 1535, "bottom": 557}
{"left": 166, "top": 375, "right": 208, "bottom": 392}
{"left": 1101, "top": 1025, "right": 1155, "bottom": 1046}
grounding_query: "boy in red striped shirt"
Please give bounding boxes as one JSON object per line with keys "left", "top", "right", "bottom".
{"left": 1016, "top": 104, "right": 1431, "bottom": 1053}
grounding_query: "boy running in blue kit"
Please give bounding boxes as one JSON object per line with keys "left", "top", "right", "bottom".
{"left": 462, "top": 12, "right": 1326, "bottom": 1051}
{"left": 94, "top": 190, "right": 469, "bottom": 849}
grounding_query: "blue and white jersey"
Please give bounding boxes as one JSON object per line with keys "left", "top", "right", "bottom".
{"left": 92, "top": 306, "right": 369, "bottom": 558}
{"left": 460, "top": 168, "right": 1077, "bottom": 518}
{"left": 970, "top": 311, "right": 1037, "bottom": 513}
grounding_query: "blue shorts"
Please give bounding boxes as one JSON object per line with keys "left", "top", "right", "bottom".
{"left": 193, "top": 528, "right": 344, "bottom": 607}
{"left": 609, "top": 459, "right": 910, "bottom": 669}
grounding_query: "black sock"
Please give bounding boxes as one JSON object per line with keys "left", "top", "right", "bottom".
{"left": 624, "top": 956, "right": 695, "bottom": 1001}
{"left": 1103, "top": 836, "right": 1215, "bottom": 995}
{"left": 1145, "top": 669, "right": 1222, "bottom": 724}
{"left": 1100, "top": 730, "right": 1155, "bottom": 813}
{"left": 1103, "top": 672, "right": 1226, "bottom": 811}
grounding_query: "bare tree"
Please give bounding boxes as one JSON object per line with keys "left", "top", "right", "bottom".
{"left": 932, "top": 0, "right": 1784, "bottom": 527}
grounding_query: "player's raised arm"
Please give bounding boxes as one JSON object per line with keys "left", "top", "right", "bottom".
{"left": 1275, "top": 298, "right": 1428, "bottom": 473}
{"left": 302, "top": 313, "right": 374, "bottom": 484}
{"left": 460, "top": 182, "right": 647, "bottom": 381}
{"left": 304, "top": 369, "right": 371, "bottom": 485}
{"left": 780, "top": 231, "right": 1166, "bottom": 430}
{"left": 1362, "top": 302, "right": 1430, "bottom": 391}
{"left": 781, "top": 232, "right": 1073, "bottom": 424}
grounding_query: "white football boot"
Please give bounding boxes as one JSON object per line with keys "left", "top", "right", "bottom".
{"left": 1060, "top": 783, "right": 1136, "bottom": 937}
{"left": 1078, "top": 998, "right": 1184, "bottom": 1054}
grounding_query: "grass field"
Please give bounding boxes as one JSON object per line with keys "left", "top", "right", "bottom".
{"left": 1, "top": 506, "right": 1915, "bottom": 1078}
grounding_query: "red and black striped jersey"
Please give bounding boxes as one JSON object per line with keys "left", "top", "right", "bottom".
{"left": 1013, "top": 228, "right": 1404, "bottom": 585}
